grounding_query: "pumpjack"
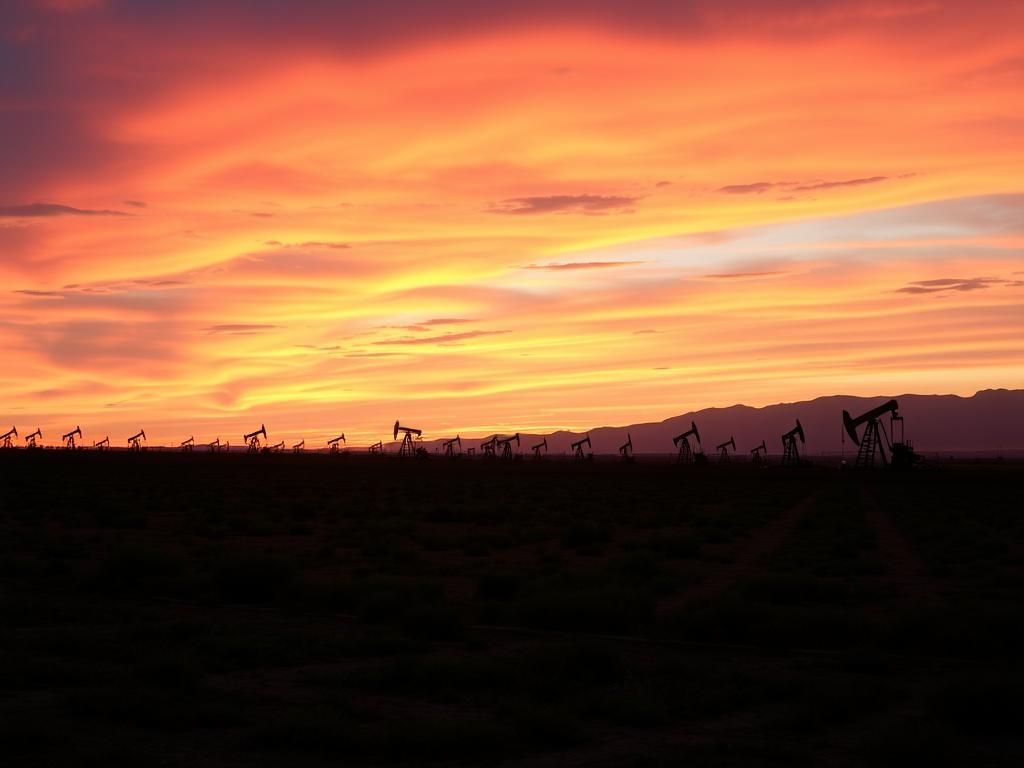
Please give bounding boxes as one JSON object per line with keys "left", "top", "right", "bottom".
{"left": 245, "top": 424, "right": 266, "bottom": 453}
{"left": 443, "top": 435, "right": 461, "bottom": 457}
{"left": 717, "top": 436, "right": 735, "bottom": 463}
{"left": 750, "top": 440, "right": 767, "bottom": 466}
{"left": 572, "top": 434, "right": 592, "bottom": 461}
{"left": 93, "top": 436, "right": 110, "bottom": 451}
{"left": 368, "top": 441, "right": 383, "bottom": 454}
{"left": 781, "top": 420, "right": 805, "bottom": 466}
{"left": 842, "top": 399, "right": 919, "bottom": 469}
{"left": 63, "top": 426, "right": 82, "bottom": 450}
{"left": 25, "top": 428, "right": 42, "bottom": 448}
{"left": 673, "top": 421, "right": 705, "bottom": 464}
{"left": 128, "top": 429, "right": 146, "bottom": 451}
{"left": 466, "top": 447, "right": 476, "bottom": 457}
{"left": 269, "top": 441, "right": 286, "bottom": 453}
{"left": 206, "top": 438, "right": 222, "bottom": 453}
{"left": 0, "top": 426, "right": 16, "bottom": 449}
{"left": 531, "top": 438, "right": 548, "bottom": 458}
{"left": 394, "top": 421, "right": 423, "bottom": 458}
{"left": 480, "top": 435, "right": 498, "bottom": 457}
{"left": 293, "top": 439, "right": 305, "bottom": 454}
{"left": 328, "top": 433, "right": 346, "bottom": 453}
{"left": 619, "top": 433, "right": 633, "bottom": 461}
{"left": 180, "top": 436, "right": 194, "bottom": 452}
{"left": 497, "top": 433, "right": 519, "bottom": 460}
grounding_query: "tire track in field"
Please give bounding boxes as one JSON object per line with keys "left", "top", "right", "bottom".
{"left": 859, "top": 485, "right": 942, "bottom": 606}
{"left": 658, "top": 490, "right": 821, "bottom": 615}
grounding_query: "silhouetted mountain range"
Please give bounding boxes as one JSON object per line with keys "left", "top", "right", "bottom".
{"left": 415, "top": 389, "right": 1024, "bottom": 457}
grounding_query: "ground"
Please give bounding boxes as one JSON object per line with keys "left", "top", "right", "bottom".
{"left": 1, "top": 452, "right": 1022, "bottom": 766}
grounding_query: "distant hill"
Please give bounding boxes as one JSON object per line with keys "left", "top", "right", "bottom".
{"left": 412, "top": 389, "right": 1024, "bottom": 457}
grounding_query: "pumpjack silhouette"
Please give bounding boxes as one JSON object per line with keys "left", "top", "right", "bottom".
{"left": 843, "top": 399, "right": 919, "bottom": 469}
{"left": 443, "top": 435, "right": 461, "bottom": 457}
{"left": 531, "top": 438, "right": 547, "bottom": 459}
{"left": 750, "top": 440, "right": 768, "bottom": 466}
{"left": 63, "top": 426, "right": 82, "bottom": 450}
{"left": 781, "top": 420, "right": 805, "bottom": 466}
{"left": 292, "top": 440, "right": 305, "bottom": 454}
{"left": 619, "top": 433, "right": 634, "bottom": 462}
{"left": 673, "top": 422, "right": 705, "bottom": 464}
{"left": 572, "top": 434, "right": 592, "bottom": 461}
{"left": 0, "top": 426, "right": 16, "bottom": 449}
{"left": 25, "top": 428, "right": 42, "bottom": 448}
{"left": 244, "top": 424, "right": 266, "bottom": 453}
{"left": 93, "top": 436, "right": 110, "bottom": 451}
{"left": 128, "top": 429, "right": 146, "bottom": 452}
{"left": 394, "top": 421, "right": 425, "bottom": 457}
{"left": 716, "top": 436, "right": 735, "bottom": 463}
{"left": 497, "top": 433, "right": 519, "bottom": 460}
{"left": 328, "top": 434, "right": 346, "bottom": 454}
{"left": 180, "top": 436, "right": 194, "bottom": 452}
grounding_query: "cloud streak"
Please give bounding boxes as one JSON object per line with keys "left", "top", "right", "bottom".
{"left": 488, "top": 195, "right": 639, "bottom": 215}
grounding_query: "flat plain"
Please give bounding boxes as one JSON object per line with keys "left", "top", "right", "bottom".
{"left": 1, "top": 452, "right": 1022, "bottom": 766}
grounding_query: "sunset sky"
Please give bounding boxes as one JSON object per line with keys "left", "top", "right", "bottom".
{"left": 2, "top": 0, "right": 1022, "bottom": 447}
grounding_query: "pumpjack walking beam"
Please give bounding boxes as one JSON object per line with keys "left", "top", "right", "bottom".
{"left": 781, "top": 420, "right": 805, "bottom": 467}
{"left": 716, "top": 436, "right": 735, "bottom": 463}
{"left": 443, "top": 435, "right": 461, "bottom": 457}
{"left": 244, "top": 424, "right": 267, "bottom": 453}
{"left": 842, "top": 399, "right": 918, "bottom": 469}
{"left": 531, "top": 438, "right": 547, "bottom": 458}
{"left": 394, "top": 421, "right": 423, "bottom": 458}
{"left": 571, "top": 434, "right": 592, "bottom": 461}
{"left": 128, "top": 429, "right": 146, "bottom": 451}
{"left": 673, "top": 421, "right": 704, "bottom": 464}
{"left": 1, "top": 426, "right": 17, "bottom": 449}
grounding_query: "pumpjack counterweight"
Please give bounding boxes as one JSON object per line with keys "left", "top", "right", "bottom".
{"left": 781, "top": 420, "right": 805, "bottom": 467}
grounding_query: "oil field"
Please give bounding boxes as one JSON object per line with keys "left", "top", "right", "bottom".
{"left": 2, "top": 448, "right": 1022, "bottom": 766}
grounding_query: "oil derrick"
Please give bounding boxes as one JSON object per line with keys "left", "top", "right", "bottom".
{"left": 206, "top": 438, "right": 222, "bottom": 453}
{"left": 269, "top": 441, "right": 286, "bottom": 452}
{"left": 497, "top": 433, "right": 520, "bottom": 460}
{"left": 480, "top": 435, "right": 498, "bottom": 457}
{"left": 244, "top": 424, "right": 266, "bottom": 453}
{"left": 619, "top": 433, "right": 634, "bottom": 462}
{"left": 394, "top": 421, "right": 423, "bottom": 458}
{"left": 717, "top": 436, "right": 736, "bottom": 463}
{"left": 750, "top": 440, "right": 767, "bottom": 466}
{"left": 0, "top": 426, "right": 16, "bottom": 449}
{"left": 443, "top": 435, "right": 461, "bottom": 457}
{"left": 63, "top": 426, "right": 82, "bottom": 450}
{"left": 292, "top": 440, "right": 305, "bottom": 454}
{"left": 673, "top": 421, "right": 704, "bottom": 464}
{"left": 571, "top": 434, "right": 592, "bottom": 461}
{"left": 368, "top": 441, "right": 383, "bottom": 454}
{"left": 180, "top": 436, "right": 194, "bottom": 452}
{"left": 328, "top": 433, "right": 346, "bottom": 454}
{"left": 93, "top": 436, "right": 110, "bottom": 451}
{"left": 127, "top": 429, "right": 146, "bottom": 451}
{"left": 531, "top": 438, "right": 548, "bottom": 459}
{"left": 842, "top": 399, "right": 919, "bottom": 469}
{"left": 25, "top": 428, "right": 42, "bottom": 448}
{"left": 781, "top": 420, "right": 805, "bottom": 466}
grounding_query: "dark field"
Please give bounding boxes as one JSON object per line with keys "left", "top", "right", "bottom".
{"left": 2, "top": 453, "right": 1022, "bottom": 766}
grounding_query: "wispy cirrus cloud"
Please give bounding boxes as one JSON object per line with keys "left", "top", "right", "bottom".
{"left": 201, "top": 323, "right": 278, "bottom": 334}
{"left": 0, "top": 202, "right": 129, "bottom": 217}
{"left": 896, "top": 277, "right": 1007, "bottom": 294}
{"left": 373, "top": 330, "right": 508, "bottom": 346}
{"left": 719, "top": 176, "right": 892, "bottom": 195}
{"left": 525, "top": 261, "right": 643, "bottom": 271}
{"left": 488, "top": 194, "right": 640, "bottom": 215}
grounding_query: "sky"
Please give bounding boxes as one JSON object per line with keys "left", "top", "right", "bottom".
{"left": 1, "top": 0, "right": 1022, "bottom": 448}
